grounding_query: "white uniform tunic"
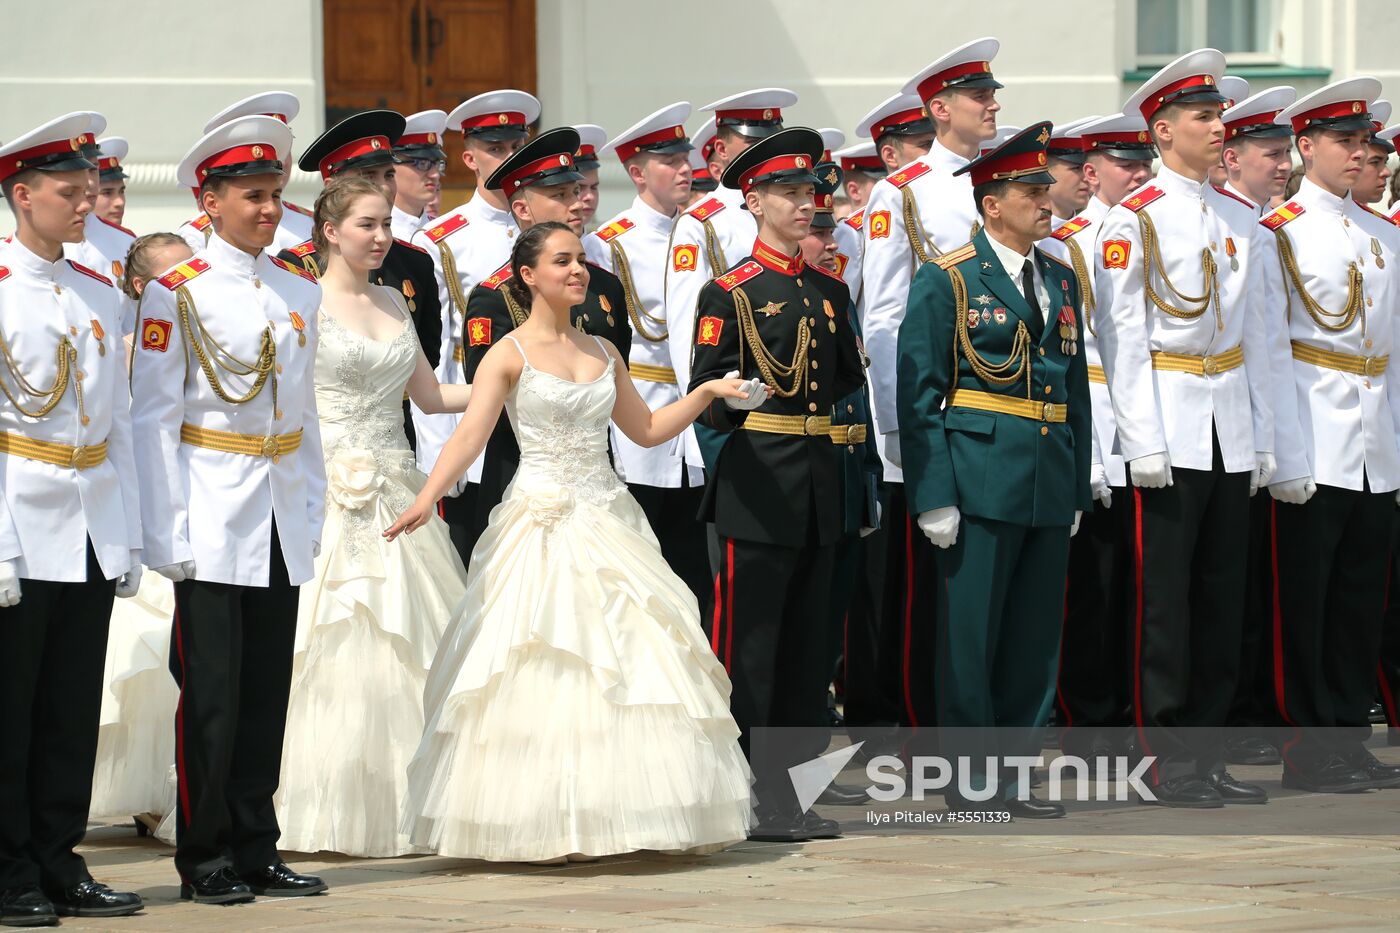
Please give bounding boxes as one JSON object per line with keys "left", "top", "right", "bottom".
{"left": 130, "top": 232, "right": 325, "bottom": 587}
{"left": 1259, "top": 177, "right": 1400, "bottom": 491}
{"left": 66, "top": 213, "right": 137, "bottom": 333}
{"left": 0, "top": 239, "right": 140, "bottom": 582}
{"left": 391, "top": 203, "right": 429, "bottom": 243}
{"left": 587, "top": 195, "right": 704, "bottom": 487}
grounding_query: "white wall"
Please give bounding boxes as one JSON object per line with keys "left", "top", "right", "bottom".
{"left": 0, "top": 0, "right": 326, "bottom": 235}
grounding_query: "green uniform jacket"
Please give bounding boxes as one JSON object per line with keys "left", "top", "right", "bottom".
{"left": 896, "top": 229, "right": 1092, "bottom": 527}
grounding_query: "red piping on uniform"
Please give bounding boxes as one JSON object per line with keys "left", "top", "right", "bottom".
{"left": 172, "top": 602, "right": 192, "bottom": 825}
{"left": 901, "top": 513, "right": 918, "bottom": 727}
{"left": 710, "top": 564, "right": 723, "bottom": 658}
{"left": 724, "top": 538, "right": 735, "bottom": 671}
{"left": 1056, "top": 576, "right": 1073, "bottom": 727}
{"left": 1132, "top": 488, "right": 1156, "bottom": 785}
{"left": 436, "top": 499, "right": 444, "bottom": 519}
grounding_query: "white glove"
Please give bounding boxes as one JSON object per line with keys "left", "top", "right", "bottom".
{"left": 312, "top": 541, "right": 322, "bottom": 560}
{"left": 859, "top": 500, "right": 882, "bottom": 538}
{"left": 1269, "top": 477, "right": 1316, "bottom": 505}
{"left": 156, "top": 560, "right": 196, "bottom": 583}
{"left": 917, "top": 506, "right": 960, "bottom": 548}
{"left": 885, "top": 431, "right": 902, "bottom": 468}
{"left": 1251, "top": 451, "right": 1277, "bottom": 497}
{"left": 115, "top": 551, "right": 143, "bottom": 598}
{"left": 1071, "top": 510, "right": 1083, "bottom": 537}
{"left": 1129, "top": 452, "right": 1173, "bottom": 489}
{"left": 722, "top": 371, "right": 768, "bottom": 411}
{"left": 1090, "top": 463, "right": 1112, "bottom": 509}
{"left": 0, "top": 559, "right": 21, "bottom": 607}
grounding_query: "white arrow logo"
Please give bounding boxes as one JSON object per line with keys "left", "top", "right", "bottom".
{"left": 789, "top": 741, "right": 865, "bottom": 813}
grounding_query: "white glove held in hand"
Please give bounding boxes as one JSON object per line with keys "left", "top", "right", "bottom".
{"left": 1269, "top": 477, "right": 1316, "bottom": 505}
{"left": 115, "top": 550, "right": 143, "bottom": 598}
{"left": 722, "top": 371, "right": 768, "bottom": 411}
{"left": 917, "top": 506, "right": 960, "bottom": 549}
{"left": 1251, "top": 452, "right": 1277, "bottom": 497}
{"left": 156, "top": 560, "right": 196, "bottom": 583}
{"left": 1130, "top": 453, "right": 1173, "bottom": 489}
{"left": 885, "top": 431, "right": 902, "bottom": 468}
{"left": 0, "top": 559, "right": 21, "bottom": 607}
{"left": 1071, "top": 510, "right": 1083, "bottom": 537}
{"left": 1090, "top": 464, "right": 1112, "bottom": 509}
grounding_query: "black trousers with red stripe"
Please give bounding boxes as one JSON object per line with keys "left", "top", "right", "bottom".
{"left": 632, "top": 481, "right": 713, "bottom": 625}
{"left": 1057, "top": 493, "right": 1132, "bottom": 756}
{"left": 1230, "top": 494, "right": 1279, "bottom": 734}
{"left": 1381, "top": 534, "right": 1400, "bottom": 742}
{"left": 1271, "top": 485, "right": 1392, "bottom": 770}
{"left": 0, "top": 543, "right": 114, "bottom": 892}
{"left": 1130, "top": 442, "right": 1251, "bottom": 784}
{"left": 713, "top": 533, "right": 837, "bottom": 811}
{"left": 170, "top": 528, "right": 297, "bottom": 881}
{"left": 870, "top": 483, "right": 941, "bottom": 728}
{"left": 841, "top": 481, "right": 896, "bottom": 726}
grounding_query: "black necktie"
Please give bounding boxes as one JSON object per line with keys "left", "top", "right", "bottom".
{"left": 1021, "top": 259, "right": 1043, "bottom": 339}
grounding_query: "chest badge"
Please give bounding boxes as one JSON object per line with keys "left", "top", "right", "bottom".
{"left": 1225, "top": 236, "right": 1238, "bottom": 272}
{"left": 823, "top": 298, "right": 838, "bottom": 333}
{"left": 758, "top": 301, "right": 787, "bottom": 317}
{"left": 90, "top": 318, "right": 106, "bottom": 356}
{"left": 1373, "top": 238, "right": 1386, "bottom": 269}
{"left": 401, "top": 278, "right": 417, "bottom": 312}
{"left": 289, "top": 310, "right": 307, "bottom": 347}
{"left": 599, "top": 294, "right": 614, "bottom": 326}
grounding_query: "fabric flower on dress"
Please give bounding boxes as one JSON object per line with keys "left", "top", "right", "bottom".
{"left": 523, "top": 486, "right": 576, "bottom": 529}
{"left": 326, "top": 449, "right": 385, "bottom": 511}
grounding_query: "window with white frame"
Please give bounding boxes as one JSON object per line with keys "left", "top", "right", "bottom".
{"left": 1137, "top": 0, "right": 1280, "bottom": 63}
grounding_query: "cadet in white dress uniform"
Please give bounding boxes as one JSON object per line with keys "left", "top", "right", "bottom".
{"left": 0, "top": 113, "right": 144, "bottom": 925}
{"left": 129, "top": 115, "right": 327, "bottom": 905}
{"left": 1260, "top": 80, "right": 1400, "bottom": 793}
{"left": 1095, "top": 50, "right": 1278, "bottom": 807}
{"left": 586, "top": 104, "right": 713, "bottom": 611}
{"left": 410, "top": 89, "right": 537, "bottom": 563}
{"left": 861, "top": 38, "right": 1002, "bottom": 729}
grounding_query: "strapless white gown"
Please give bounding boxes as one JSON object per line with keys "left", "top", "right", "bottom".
{"left": 400, "top": 335, "right": 752, "bottom": 861}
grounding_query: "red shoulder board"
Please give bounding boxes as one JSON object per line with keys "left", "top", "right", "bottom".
{"left": 287, "top": 239, "right": 318, "bottom": 257}
{"left": 810, "top": 261, "right": 843, "bottom": 282}
{"left": 715, "top": 260, "right": 762, "bottom": 292}
{"left": 594, "top": 217, "right": 635, "bottom": 242}
{"left": 1261, "top": 201, "right": 1305, "bottom": 231}
{"left": 481, "top": 262, "right": 514, "bottom": 290}
{"left": 1120, "top": 186, "right": 1165, "bottom": 212}
{"left": 157, "top": 258, "right": 211, "bottom": 290}
{"left": 66, "top": 260, "right": 113, "bottom": 287}
{"left": 1212, "top": 185, "right": 1255, "bottom": 210}
{"left": 0, "top": 267, "right": 10, "bottom": 284}
{"left": 887, "top": 161, "right": 932, "bottom": 189}
{"left": 1356, "top": 201, "right": 1389, "bottom": 221}
{"left": 97, "top": 216, "right": 135, "bottom": 237}
{"left": 844, "top": 209, "right": 865, "bottom": 231}
{"left": 394, "top": 237, "right": 427, "bottom": 254}
{"left": 283, "top": 201, "right": 313, "bottom": 218}
{"left": 270, "top": 255, "right": 318, "bottom": 283}
{"left": 422, "top": 213, "right": 468, "bottom": 243}
{"left": 686, "top": 198, "right": 726, "bottom": 222}
{"left": 191, "top": 213, "right": 212, "bottom": 232}
{"left": 1050, "top": 215, "right": 1092, "bottom": 241}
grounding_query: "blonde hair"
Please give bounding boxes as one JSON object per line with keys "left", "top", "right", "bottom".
{"left": 312, "top": 176, "right": 391, "bottom": 254}
{"left": 121, "top": 232, "right": 189, "bottom": 300}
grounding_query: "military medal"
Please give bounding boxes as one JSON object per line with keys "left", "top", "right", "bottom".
{"left": 982, "top": 308, "right": 992, "bottom": 324}
{"left": 290, "top": 310, "right": 307, "bottom": 347}
{"left": 993, "top": 308, "right": 1006, "bottom": 324}
{"left": 90, "top": 318, "right": 106, "bottom": 356}
{"left": 824, "top": 298, "right": 837, "bottom": 333}
{"left": 1372, "top": 238, "right": 1385, "bottom": 269}
{"left": 1225, "top": 236, "right": 1238, "bottom": 272}
{"left": 967, "top": 308, "right": 980, "bottom": 329}
{"left": 600, "top": 294, "right": 615, "bottom": 327}
{"left": 402, "top": 278, "right": 417, "bottom": 312}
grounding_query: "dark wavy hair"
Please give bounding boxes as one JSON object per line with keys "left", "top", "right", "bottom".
{"left": 506, "top": 220, "right": 577, "bottom": 308}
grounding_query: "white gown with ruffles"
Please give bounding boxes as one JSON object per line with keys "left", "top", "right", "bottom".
{"left": 401, "top": 335, "right": 752, "bottom": 861}
{"left": 272, "top": 309, "right": 467, "bottom": 857}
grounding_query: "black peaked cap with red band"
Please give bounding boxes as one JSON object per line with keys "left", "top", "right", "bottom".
{"left": 484, "top": 127, "right": 584, "bottom": 197}
{"left": 954, "top": 120, "right": 1056, "bottom": 187}
{"left": 720, "top": 126, "right": 824, "bottom": 194}
{"left": 297, "top": 110, "right": 406, "bottom": 180}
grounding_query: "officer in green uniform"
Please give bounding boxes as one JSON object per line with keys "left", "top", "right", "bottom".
{"left": 460, "top": 128, "right": 631, "bottom": 536}
{"left": 897, "top": 122, "right": 1092, "bottom": 818}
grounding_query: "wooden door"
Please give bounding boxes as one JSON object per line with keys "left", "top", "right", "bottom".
{"left": 322, "top": 0, "right": 537, "bottom": 209}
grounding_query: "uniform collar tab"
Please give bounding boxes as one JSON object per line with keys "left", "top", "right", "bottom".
{"left": 751, "top": 237, "right": 803, "bottom": 275}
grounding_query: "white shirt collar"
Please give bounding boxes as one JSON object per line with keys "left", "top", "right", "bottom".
{"left": 1085, "top": 196, "right": 1111, "bottom": 222}
{"left": 1223, "top": 180, "right": 1261, "bottom": 211}
{"left": 206, "top": 231, "right": 260, "bottom": 277}
{"left": 1155, "top": 164, "right": 1210, "bottom": 200}
{"left": 1296, "top": 175, "right": 1349, "bottom": 216}
{"left": 391, "top": 203, "right": 424, "bottom": 229}
{"left": 714, "top": 185, "right": 745, "bottom": 208}
{"left": 631, "top": 194, "right": 677, "bottom": 232}
{"left": 926, "top": 137, "right": 972, "bottom": 170}
{"left": 6, "top": 238, "right": 65, "bottom": 280}
{"left": 465, "top": 193, "right": 516, "bottom": 230}
{"left": 985, "top": 231, "right": 1048, "bottom": 320}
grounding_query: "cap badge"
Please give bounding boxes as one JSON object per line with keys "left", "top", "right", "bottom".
{"left": 1138, "top": 131, "right": 1149, "bottom": 142}
{"left": 1353, "top": 102, "right": 1364, "bottom": 113}
{"left": 371, "top": 138, "right": 382, "bottom": 149}
{"left": 497, "top": 113, "right": 509, "bottom": 125}
{"left": 1037, "top": 152, "right": 1046, "bottom": 164}
{"left": 251, "top": 145, "right": 265, "bottom": 159}
{"left": 558, "top": 154, "right": 570, "bottom": 166}
{"left": 674, "top": 126, "right": 684, "bottom": 138}
{"left": 1204, "top": 76, "right": 1215, "bottom": 85}
{"left": 763, "top": 109, "right": 773, "bottom": 120}
{"left": 795, "top": 156, "right": 807, "bottom": 168}
{"left": 428, "top": 132, "right": 438, "bottom": 143}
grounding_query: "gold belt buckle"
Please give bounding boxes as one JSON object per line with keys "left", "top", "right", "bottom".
{"left": 804, "top": 415, "right": 824, "bottom": 436}
{"left": 261, "top": 435, "right": 280, "bottom": 459}
{"left": 69, "top": 447, "right": 83, "bottom": 469}
{"left": 1042, "top": 402, "right": 1055, "bottom": 421}
{"left": 1365, "top": 357, "right": 1384, "bottom": 378}
{"left": 1201, "top": 356, "right": 1218, "bottom": 375}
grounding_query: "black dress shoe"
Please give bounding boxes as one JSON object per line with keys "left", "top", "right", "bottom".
{"left": 47, "top": 880, "right": 142, "bottom": 918}
{"left": 1144, "top": 776, "right": 1224, "bottom": 808}
{"left": 815, "top": 782, "right": 870, "bottom": 806}
{"left": 1006, "top": 795, "right": 1066, "bottom": 819}
{"left": 180, "top": 867, "right": 254, "bottom": 905}
{"left": 1203, "top": 770, "right": 1267, "bottom": 804}
{"left": 0, "top": 885, "right": 57, "bottom": 928}
{"left": 800, "top": 810, "right": 842, "bottom": 839}
{"left": 239, "top": 862, "right": 326, "bottom": 897}
{"left": 747, "top": 808, "right": 813, "bottom": 843}
{"left": 1346, "top": 750, "right": 1400, "bottom": 788}
{"left": 1225, "top": 736, "right": 1281, "bottom": 766}
{"left": 1281, "top": 757, "right": 1375, "bottom": 794}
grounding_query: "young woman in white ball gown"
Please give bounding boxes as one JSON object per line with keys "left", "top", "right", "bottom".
{"left": 386, "top": 222, "right": 759, "bottom": 862}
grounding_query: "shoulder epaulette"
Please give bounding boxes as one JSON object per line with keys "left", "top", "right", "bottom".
{"left": 685, "top": 198, "right": 726, "bottom": 222}
{"left": 395, "top": 237, "right": 427, "bottom": 254}
{"left": 190, "top": 213, "right": 212, "bottom": 232}
{"left": 1261, "top": 201, "right": 1305, "bottom": 231}
{"left": 283, "top": 201, "right": 313, "bottom": 218}
{"left": 844, "top": 209, "right": 865, "bottom": 231}
{"left": 481, "top": 262, "right": 514, "bottom": 290}
{"left": 287, "top": 239, "right": 318, "bottom": 258}
{"left": 887, "top": 161, "right": 932, "bottom": 189}
{"left": 97, "top": 216, "right": 135, "bottom": 237}
{"left": 933, "top": 242, "right": 976, "bottom": 270}
{"left": 157, "top": 258, "right": 211, "bottom": 290}
{"left": 270, "top": 255, "right": 319, "bottom": 283}
{"left": 594, "top": 217, "right": 635, "bottom": 241}
{"left": 1050, "top": 215, "right": 1092, "bottom": 241}
{"left": 422, "top": 213, "right": 468, "bottom": 243}
{"left": 67, "top": 260, "right": 113, "bottom": 287}
{"left": 1356, "top": 201, "right": 1389, "bottom": 221}
{"left": 0, "top": 266, "right": 11, "bottom": 284}
{"left": 1120, "top": 185, "right": 1165, "bottom": 212}
{"left": 715, "top": 260, "right": 762, "bottom": 292}
{"left": 1212, "top": 185, "right": 1256, "bottom": 210}
{"left": 809, "top": 262, "right": 845, "bottom": 283}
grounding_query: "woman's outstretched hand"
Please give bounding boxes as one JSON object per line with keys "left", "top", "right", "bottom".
{"left": 384, "top": 496, "right": 434, "bottom": 542}
{"left": 715, "top": 371, "right": 771, "bottom": 410}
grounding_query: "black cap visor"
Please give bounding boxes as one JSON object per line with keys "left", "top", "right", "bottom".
{"left": 810, "top": 211, "right": 837, "bottom": 229}
{"left": 395, "top": 143, "right": 447, "bottom": 162}
{"left": 465, "top": 124, "right": 530, "bottom": 143}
